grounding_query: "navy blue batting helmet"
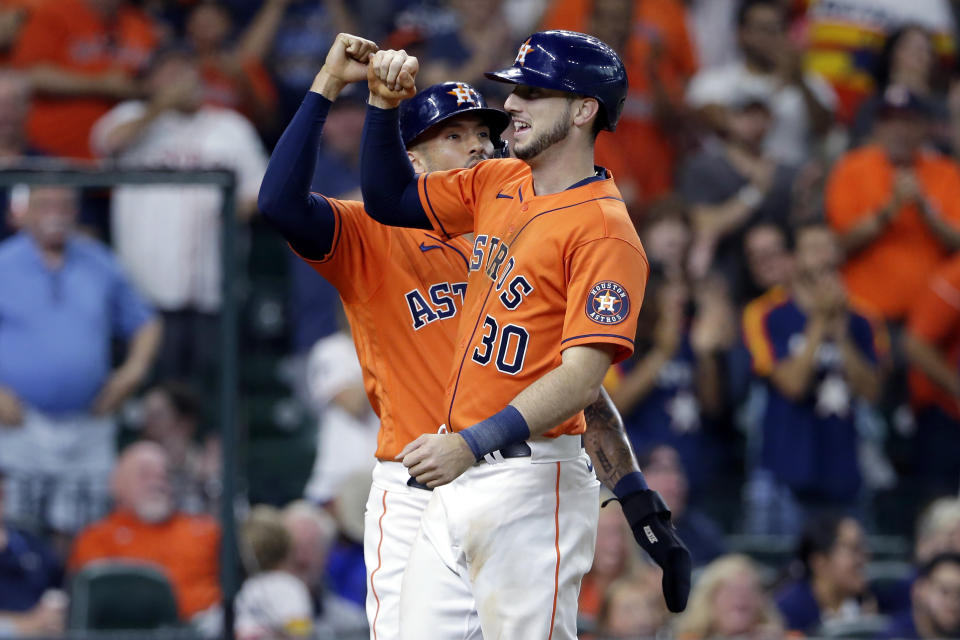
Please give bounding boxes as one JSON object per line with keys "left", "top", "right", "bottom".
{"left": 484, "top": 30, "right": 628, "bottom": 132}
{"left": 399, "top": 82, "right": 510, "bottom": 152}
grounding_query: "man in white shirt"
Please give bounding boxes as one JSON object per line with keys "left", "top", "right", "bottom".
{"left": 90, "top": 48, "right": 267, "bottom": 382}
{"left": 686, "top": 0, "right": 835, "bottom": 165}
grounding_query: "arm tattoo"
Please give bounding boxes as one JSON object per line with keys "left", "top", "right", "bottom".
{"left": 583, "top": 387, "right": 642, "bottom": 490}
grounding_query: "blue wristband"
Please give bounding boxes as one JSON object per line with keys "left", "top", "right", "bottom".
{"left": 612, "top": 471, "right": 649, "bottom": 499}
{"left": 458, "top": 405, "right": 531, "bottom": 461}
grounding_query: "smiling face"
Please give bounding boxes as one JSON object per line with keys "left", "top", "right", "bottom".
{"left": 504, "top": 85, "right": 586, "bottom": 162}
{"left": 407, "top": 114, "right": 494, "bottom": 173}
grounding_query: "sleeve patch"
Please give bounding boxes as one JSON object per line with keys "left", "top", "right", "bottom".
{"left": 585, "top": 280, "right": 630, "bottom": 325}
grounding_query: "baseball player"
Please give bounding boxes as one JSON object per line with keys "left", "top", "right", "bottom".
{"left": 359, "top": 31, "right": 691, "bottom": 639}
{"left": 259, "top": 34, "right": 688, "bottom": 640}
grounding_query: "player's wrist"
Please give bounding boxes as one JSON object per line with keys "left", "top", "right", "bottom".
{"left": 310, "top": 69, "right": 347, "bottom": 101}
{"left": 367, "top": 93, "right": 402, "bottom": 110}
{"left": 612, "top": 471, "right": 649, "bottom": 499}
{"left": 459, "top": 405, "right": 531, "bottom": 461}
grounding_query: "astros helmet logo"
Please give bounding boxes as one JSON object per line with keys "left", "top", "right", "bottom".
{"left": 447, "top": 82, "right": 479, "bottom": 105}
{"left": 515, "top": 40, "right": 534, "bottom": 66}
{"left": 586, "top": 281, "right": 630, "bottom": 324}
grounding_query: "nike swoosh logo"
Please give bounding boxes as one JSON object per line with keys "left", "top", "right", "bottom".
{"left": 495, "top": 191, "right": 514, "bottom": 199}
{"left": 419, "top": 242, "right": 442, "bottom": 252}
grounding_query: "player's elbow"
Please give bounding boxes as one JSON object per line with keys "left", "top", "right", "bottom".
{"left": 578, "top": 378, "right": 604, "bottom": 412}
{"left": 256, "top": 184, "right": 279, "bottom": 219}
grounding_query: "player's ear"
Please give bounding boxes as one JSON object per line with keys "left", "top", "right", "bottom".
{"left": 407, "top": 149, "right": 427, "bottom": 174}
{"left": 572, "top": 97, "right": 600, "bottom": 131}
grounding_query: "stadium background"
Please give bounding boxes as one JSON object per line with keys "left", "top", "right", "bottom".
{"left": 1, "top": 0, "right": 960, "bottom": 638}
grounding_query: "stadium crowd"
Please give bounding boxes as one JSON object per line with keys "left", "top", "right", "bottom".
{"left": 2, "top": 0, "right": 960, "bottom": 637}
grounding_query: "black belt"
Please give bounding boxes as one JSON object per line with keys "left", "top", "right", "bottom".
{"left": 406, "top": 441, "right": 532, "bottom": 490}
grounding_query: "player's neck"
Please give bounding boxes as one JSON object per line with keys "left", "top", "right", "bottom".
{"left": 527, "top": 138, "right": 597, "bottom": 196}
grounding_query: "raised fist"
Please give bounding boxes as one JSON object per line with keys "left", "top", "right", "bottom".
{"left": 367, "top": 49, "right": 419, "bottom": 108}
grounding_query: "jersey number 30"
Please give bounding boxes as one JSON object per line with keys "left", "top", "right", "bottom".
{"left": 471, "top": 315, "right": 529, "bottom": 375}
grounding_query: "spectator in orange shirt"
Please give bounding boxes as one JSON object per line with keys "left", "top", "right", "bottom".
{"left": 69, "top": 441, "right": 221, "bottom": 623}
{"left": 904, "top": 253, "right": 960, "bottom": 500}
{"left": 826, "top": 86, "right": 960, "bottom": 322}
{"left": 185, "top": 0, "right": 283, "bottom": 137}
{"left": 542, "top": 0, "right": 697, "bottom": 211}
{"left": 10, "top": 0, "right": 158, "bottom": 159}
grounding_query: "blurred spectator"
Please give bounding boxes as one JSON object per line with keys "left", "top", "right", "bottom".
{"left": 69, "top": 442, "right": 221, "bottom": 622}
{"left": 674, "top": 554, "right": 784, "bottom": 639}
{"left": 802, "top": 0, "right": 956, "bottom": 124}
{"left": 0, "top": 471, "right": 65, "bottom": 637}
{"left": 411, "top": 0, "right": 514, "bottom": 92}
{"left": 852, "top": 26, "right": 948, "bottom": 148}
{"left": 90, "top": 48, "right": 267, "bottom": 385}
{"left": 685, "top": 0, "right": 738, "bottom": 71}
{"left": 235, "top": 505, "right": 313, "bottom": 640}
{"left": 140, "top": 381, "right": 220, "bottom": 514}
{"left": 687, "top": 0, "right": 835, "bottom": 165}
{"left": 635, "top": 196, "right": 691, "bottom": 280}
{"left": 679, "top": 89, "right": 797, "bottom": 300}
{"left": 0, "top": 70, "right": 43, "bottom": 241}
{"left": 302, "top": 333, "right": 378, "bottom": 506}
{"left": 9, "top": 0, "right": 158, "bottom": 159}
{"left": 325, "top": 471, "right": 370, "bottom": 608}
{"left": 594, "top": 571, "right": 668, "bottom": 640}
{"left": 904, "top": 253, "right": 960, "bottom": 501}
{"left": 826, "top": 86, "right": 960, "bottom": 322}
{"left": 607, "top": 269, "right": 734, "bottom": 495}
{"left": 744, "top": 222, "right": 793, "bottom": 298}
{"left": 281, "top": 501, "right": 368, "bottom": 637}
{"left": 639, "top": 445, "right": 726, "bottom": 569}
{"left": 776, "top": 515, "right": 877, "bottom": 635}
{"left": 0, "top": 2, "right": 29, "bottom": 65}
{"left": 879, "top": 498, "right": 960, "bottom": 615}
{"left": 268, "top": 0, "right": 355, "bottom": 124}
{"left": 542, "top": 0, "right": 697, "bottom": 210}
{"left": 579, "top": 500, "right": 640, "bottom": 629}
{"left": 0, "top": 185, "right": 160, "bottom": 535}
{"left": 882, "top": 552, "right": 960, "bottom": 639}
{"left": 742, "top": 222, "right": 884, "bottom": 533}
{"left": 916, "top": 498, "right": 960, "bottom": 563}
{"left": 185, "top": 0, "right": 284, "bottom": 136}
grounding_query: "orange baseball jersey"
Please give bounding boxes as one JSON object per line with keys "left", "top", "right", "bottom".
{"left": 295, "top": 196, "right": 471, "bottom": 460}
{"left": 417, "top": 158, "right": 648, "bottom": 436}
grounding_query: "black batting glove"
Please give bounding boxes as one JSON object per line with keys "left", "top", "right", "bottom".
{"left": 615, "top": 489, "right": 692, "bottom": 613}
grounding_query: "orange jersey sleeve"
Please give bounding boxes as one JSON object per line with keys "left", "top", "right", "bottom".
{"left": 561, "top": 236, "right": 648, "bottom": 363}
{"left": 292, "top": 196, "right": 391, "bottom": 303}
{"left": 417, "top": 159, "right": 529, "bottom": 239}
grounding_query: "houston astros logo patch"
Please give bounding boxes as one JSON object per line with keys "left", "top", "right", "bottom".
{"left": 586, "top": 281, "right": 629, "bottom": 324}
{"left": 515, "top": 40, "right": 534, "bottom": 66}
{"left": 447, "top": 83, "right": 479, "bottom": 105}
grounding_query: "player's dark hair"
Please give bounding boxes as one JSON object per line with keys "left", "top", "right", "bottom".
{"left": 797, "top": 513, "right": 849, "bottom": 578}
{"left": 737, "top": 0, "right": 782, "bottom": 28}
{"left": 919, "top": 552, "right": 960, "bottom": 579}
